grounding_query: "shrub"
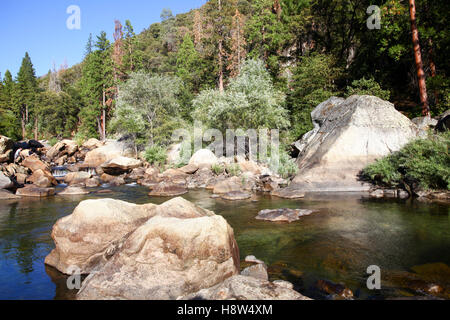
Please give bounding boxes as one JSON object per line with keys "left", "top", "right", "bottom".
{"left": 226, "top": 163, "right": 241, "bottom": 177}
{"left": 212, "top": 163, "right": 225, "bottom": 175}
{"left": 48, "top": 137, "right": 58, "bottom": 147}
{"left": 362, "top": 132, "right": 450, "bottom": 190}
{"left": 73, "top": 132, "right": 86, "bottom": 147}
{"left": 144, "top": 145, "right": 167, "bottom": 167}
{"left": 270, "top": 149, "right": 299, "bottom": 179}
{"left": 346, "top": 77, "right": 391, "bottom": 100}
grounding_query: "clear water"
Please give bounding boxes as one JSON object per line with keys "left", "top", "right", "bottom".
{"left": 0, "top": 185, "right": 449, "bottom": 300}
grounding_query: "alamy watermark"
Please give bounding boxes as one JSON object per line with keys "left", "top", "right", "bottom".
{"left": 366, "top": 265, "right": 381, "bottom": 290}
{"left": 367, "top": 5, "right": 381, "bottom": 30}
{"left": 66, "top": 5, "right": 81, "bottom": 30}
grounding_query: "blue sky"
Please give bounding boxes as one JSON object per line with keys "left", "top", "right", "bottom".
{"left": 0, "top": 0, "right": 207, "bottom": 78}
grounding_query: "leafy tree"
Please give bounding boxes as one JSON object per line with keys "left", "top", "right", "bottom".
{"left": 193, "top": 59, "right": 289, "bottom": 132}
{"left": 346, "top": 77, "right": 391, "bottom": 100}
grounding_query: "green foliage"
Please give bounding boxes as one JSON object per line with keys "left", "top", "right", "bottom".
{"left": 287, "top": 53, "right": 342, "bottom": 140}
{"left": 346, "top": 77, "right": 391, "bottom": 101}
{"left": 48, "top": 137, "right": 58, "bottom": 146}
{"left": 277, "top": 150, "right": 299, "bottom": 179}
{"left": 177, "top": 139, "right": 192, "bottom": 167}
{"left": 144, "top": 145, "right": 167, "bottom": 167}
{"left": 212, "top": 163, "right": 225, "bottom": 175}
{"left": 193, "top": 59, "right": 289, "bottom": 132}
{"left": 226, "top": 163, "right": 241, "bottom": 177}
{"left": 362, "top": 132, "right": 450, "bottom": 191}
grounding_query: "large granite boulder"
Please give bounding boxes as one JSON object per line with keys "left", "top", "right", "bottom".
{"left": 16, "top": 185, "right": 55, "bottom": 197}
{"left": 84, "top": 140, "right": 134, "bottom": 168}
{"left": 64, "top": 171, "right": 92, "bottom": 185}
{"left": 288, "top": 95, "right": 419, "bottom": 193}
{"left": 436, "top": 109, "right": 450, "bottom": 132}
{"left": 101, "top": 156, "right": 142, "bottom": 175}
{"left": 179, "top": 275, "right": 311, "bottom": 300}
{"left": 213, "top": 176, "right": 242, "bottom": 194}
{"left": 44, "top": 199, "right": 157, "bottom": 274}
{"left": 0, "top": 135, "right": 14, "bottom": 155}
{"left": 46, "top": 140, "right": 78, "bottom": 160}
{"left": 77, "top": 213, "right": 240, "bottom": 300}
{"left": 27, "top": 169, "right": 58, "bottom": 188}
{"left": 148, "top": 181, "right": 188, "bottom": 197}
{"left": 0, "top": 189, "right": 20, "bottom": 200}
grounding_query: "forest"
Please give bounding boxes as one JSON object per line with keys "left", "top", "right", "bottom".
{"left": 0, "top": 0, "right": 448, "bottom": 152}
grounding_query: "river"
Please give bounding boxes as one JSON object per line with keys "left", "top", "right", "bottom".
{"left": 0, "top": 184, "right": 449, "bottom": 300}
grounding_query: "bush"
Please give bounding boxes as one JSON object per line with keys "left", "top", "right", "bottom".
{"left": 362, "top": 132, "right": 450, "bottom": 190}
{"left": 346, "top": 77, "right": 391, "bottom": 100}
{"left": 73, "top": 132, "right": 86, "bottom": 147}
{"left": 226, "top": 163, "right": 241, "bottom": 177}
{"left": 270, "top": 149, "right": 299, "bottom": 179}
{"left": 48, "top": 137, "right": 58, "bottom": 147}
{"left": 212, "top": 163, "right": 224, "bottom": 175}
{"left": 144, "top": 145, "right": 167, "bottom": 167}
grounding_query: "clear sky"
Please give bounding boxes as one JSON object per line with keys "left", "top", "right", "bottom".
{"left": 0, "top": 0, "right": 207, "bottom": 78}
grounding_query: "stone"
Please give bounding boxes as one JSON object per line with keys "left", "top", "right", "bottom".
{"left": 221, "top": 191, "right": 252, "bottom": 201}
{"left": 190, "top": 168, "right": 215, "bottom": 188}
{"left": 179, "top": 163, "right": 199, "bottom": 174}
{"left": 0, "top": 135, "right": 14, "bottom": 155}
{"left": 22, "top": 154, "right": 49, "bottom": 172}
{"left": 436, "top": 109, "right": 450, "bottom": 132}
{"left": 127, "top": 167, "right": 146, "bottom": 180}
{"left": 101, "top": 156, "right": 142, "bottom": 175}
{"left": 189, "top": 149, "right": 218, "bottom": 167}
{"left": 412, "top": 116, "right": 438, "bottom": 131}
{"left": 213, "top": 176, "right": 242, "bottom": 194}
{"left": 0, "top": 149, "right": 12, "bottom": 163}
{"left": 85, "top": 177, "right": 101, "bottom": 188}
{"left": 58, "top": 186, "right": 90, "bottom": 195}
{"left": 16, "top": 173, "right": 27, "bottom": 185}
{"left": 84, "top": 140, "right": 134, "bottom": 168}
{"left": 256, "top": 208, "right": 315, "bottom": 223}
{"left": 369, "top": 189, "right": 384, "bottom": 198}
{"left": 0, "top": 189, "right": 20, "bottom": 200}
{"left": 291, "top": 95, "right": 419, "bottom": 192}
{"left": 241, "top": 263, "right": 269, "bottom": 281}
{"left": 273, "top": 280, "right": 294, "bottom": 290}
{"left": 82, "top": 138, "right": 103, "bottom": 150}
{"left": 149, "top": 182, "right": 188, "bottom": 197}
{"left": 64, "top": 171, "right": 92, "bottom": 185}
{"left": 0, "top": 172, "right": 13, "bottom": 189}
{"left": 44, "top": 199, "right": 157, "bottom": 274}
{"left": 179, "top": 275, "right": 311, "bottom": 300}
{"left": 55, "top": 155, "right": 68, "bottom": 166}
{"left": 154, "top": 197, "right": 215, "bottom": 219}
{"left": 238, "top": 160, "right": 261, "bottom": 175}
{"left": 166, "top": 143, "right": 182, "bottom": 164}
{"left": 271, "top": 188, "right": 305, "bottom": 199}
{"left": 245, "top": 255, "right": 265, "bottom": 265}
{"left": 316, "top": 279, "right": 354, "bottom": 299}
{"left": 46, "top": 140, "right": 78, "bottom": 160}
{"left": 16, "top": 185, "right": 55, "bottom": 197}
{"left": 398, "top": 190, "right": 410, "bottom": 199}
{"left": 77, "top": 214, "right": 239, "bottom": 300}
{"left": 27, "top": 169, "right": 58, "bottom": 187}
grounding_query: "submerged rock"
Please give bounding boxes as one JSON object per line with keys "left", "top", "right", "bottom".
{"left": 221, "top": 191, "right": 252, "bottom": 201}
{"left": 241, "top": 263, "right": 269, "bottom": 281}
{"left": 178, "top": 275, "right": 311, "bottom": 300}
{"left": 58, "top": 186, "right": 90, "bottom": 196}
{"left": 0, "top": 189, "right": 20, "bottom": 200}
{"left": 271, "top": 188, "right": 305, "bottom": 199}
{"left": 316, "top": 279, "right": 354, "bottom": 299}
{"left": 256, "top": 208, "right": 315, "bottom": 223}
{"left": 291, "top": 95, "right": 419, "bottom": 193}
{"left": 213, "top": 176, "right": 242, "bottom": 194}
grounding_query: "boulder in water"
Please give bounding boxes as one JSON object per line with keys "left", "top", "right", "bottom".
{"left": 0, "top": 172, "right": 13, "bottom": 189}
{"left": 149, "top": 181, "right": 188, "bottom": 197}
{"left": 256, "top": 208, "right": 315, "bottom": 223}
{"left": 101, "top": 156, "right": 142, "bottom": 175}
{"left": 16, "top": 185, "right": 55, "bottom": 197}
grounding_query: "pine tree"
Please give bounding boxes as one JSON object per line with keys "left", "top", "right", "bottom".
{"left": 0, "top": 70, "right": 20, "bottom": 139}
{"left": 85, "top": 33, "right": 93, "bottom": 57}
{"left": 16, "top": 52, "right": 38, "bottom": 139}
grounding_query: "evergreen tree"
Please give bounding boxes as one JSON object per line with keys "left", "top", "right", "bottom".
{"left": 85, "top": 33, "right": 93, "bottom": 57}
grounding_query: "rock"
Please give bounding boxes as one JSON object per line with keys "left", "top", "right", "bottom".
{"left": 149, "top": 182, "right": 188, "bottom": 197}
{"left": 64, "top": 171, "right": 92, "bottom": 185}
{"left": 316, "top": 279, "right": 354, "bottom": 299}
{"left": 45, "top": 199, "right": 157, "bottom": 274}
{"left": 179, "top": 275, "right": 311, "bottom": 300}
{"left": 190, "top": 167, "right": 214, "bottom": 188}
{"left": 0, "top": 135, "right": 14, "bottom": 155}
{"left": 58, "top": 186, "right": 90, "bottom": 195}
{"left": 179, "top": 163, "right": 199, "bottom": 174}
{"left": 127, "top": 167, "right": 145, "bottom": 180}
{"left": 273, "top": 280, "right": 294, "bottom": 290}
{"left": 270, "top": 188, "right": 305, "bottom": 199}
{"left": 189, "top": 149, "right": 218, "bottom": 167}
{"left": 77, "top": 213, "right": 239, "bottom": 300}
{"left": 256, "top": 208, "right": 315, "bottom": 223}
{"left": 85, "top": 177, "right": 101, "bottom": 188}
{"left": 161, "top": 168, "right": 189, "bottom": 182}
{"left": 0, "top": 172, "right": 13, "bottom": 189}
{"left": 82, "top": 138, "right": 103, "bottom": 150}
{"left": 370, "top": 189, "right": 384, "bottom": 198}
{"left": 291, "top": 95, "right": 419, "bottom": 192}
{"left": 16, "top": 185, "right": 55, "bottom": 197}
{"left": 245, "top": 255, "right": 265, "bottom": 265}
{"left": 0, "top": 149, "right": 12, "bottom": 163}
{"left": 221, "top": 191, "right": 252, "bottom": 201}
{"left": 46, "top": 140, "right": 78, "bottom": 160}
{"left": 398, "top": 190, "right": 410, "bottom": 199}
{"left": 55, "top": 155, "right": 68, "bottom": 166}
{"left": 436, "top": 109, "right": 450, "bottom": 132}
{"left": 241, "top": 263, "right": 269, "bottom": 281}
{"left": 153, "top": 197, "right": 215, "bottom": 219}
{"left": 412, "top": 116, "right": 438, "bottom": 131}
{"left": 100, "top": 173, "right": 126, "bottom": 186}
{"left": 16, "top": 173, "right": 27, "bottom": 185}
{"left": 84, "top": 140, "right": 134, "bottom": 168}
{"left": 22, "top": 154, "right": 49, "bottom": 172}
{"left": 238, "top": 160, "right": 261, "bottom": 175}
{"left": 27, "top": 169, "right": 58, "bottom": 187}
{"left": 213, "top": 176, "right": 242, "bottom": 194}
{"left": 101, "top": 156, "right": 142, "bottom": 175}
{"left": 0, "top": 189, "right": 20, "bottom": 200}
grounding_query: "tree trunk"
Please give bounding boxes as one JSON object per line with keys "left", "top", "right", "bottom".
{"left": 428, "top": 38, "right": 439, "bottom": 105}
{"left": 102, "top": 88, "right": 106, "bottom": 141}
{"left": 409, "top": 0, "right": 429, "bottom": 116}
{"left": 21, "top": 113, "right": 26, "bottom": 140}
{"left": 218, "top": 0, "right": 224, "bottom": 93}
{"left": 34, "top": 116, "right": 38, "bottom": 140}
